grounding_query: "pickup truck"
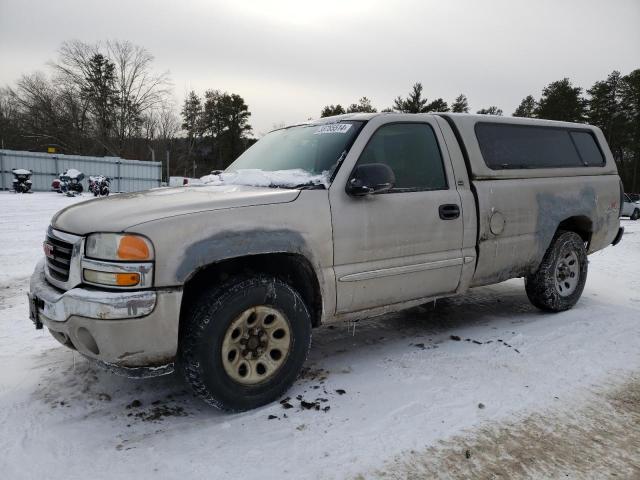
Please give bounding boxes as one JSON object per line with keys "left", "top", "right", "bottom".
{"left": 29, "top": 113, "right": 624, "bottom": 411}
{"left": 621, "top": 193, "right": 640, "bottom": 220}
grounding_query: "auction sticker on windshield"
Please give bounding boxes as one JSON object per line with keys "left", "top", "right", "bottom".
{"left": 314, "top": 124, "right": 352, "bottom": 135}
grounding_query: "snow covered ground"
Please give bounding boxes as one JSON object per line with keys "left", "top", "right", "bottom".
{"left": 0, "top": 191, "right": 639, "bottom": 479}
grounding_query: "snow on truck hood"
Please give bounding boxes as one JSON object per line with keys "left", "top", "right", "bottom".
{"left": 51, "top": 184, "right": 300, "bottom": 235}
{"left": 199, "top": 169, "right": 330, "bottom": 188}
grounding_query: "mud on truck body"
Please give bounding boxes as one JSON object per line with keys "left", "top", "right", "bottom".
{"left": 29, "top": 113, "right": 624, "bottom": 411}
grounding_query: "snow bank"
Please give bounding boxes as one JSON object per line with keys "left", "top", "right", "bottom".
{"left": 200, "top": 169, "right": 329, "bottom": 188}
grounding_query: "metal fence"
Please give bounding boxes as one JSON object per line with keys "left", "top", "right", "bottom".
{"left": 0, "top": 149, "right": 162, "bottom": 192}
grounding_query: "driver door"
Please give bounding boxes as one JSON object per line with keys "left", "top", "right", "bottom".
{"left": 329, "top": 118, "right": 464, "bottom": 313}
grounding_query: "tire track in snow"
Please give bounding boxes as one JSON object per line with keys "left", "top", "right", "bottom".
{"left": 365, "top": 374, "right": 640, "bottom": 479}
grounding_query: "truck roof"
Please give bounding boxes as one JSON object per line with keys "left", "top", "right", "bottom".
{"left": 298, "top": 112, "right": 616, "bottom": 180}
{"left": 311, "top": 111, "right": 599, "bottom": 130}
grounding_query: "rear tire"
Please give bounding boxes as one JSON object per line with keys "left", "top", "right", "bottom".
{"left": 525, "top": 231, "right": 588, "bottom": 312}
{"left": 179, "top": 275, "right": 312, "bottom": 411}
{"left": 631, "top": 209, "right": 639, "bottom": 221}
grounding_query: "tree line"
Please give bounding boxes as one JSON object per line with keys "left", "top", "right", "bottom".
{"left": 0, "top": 39, "right": 255, "bottom": 178}
{"left": 180, "top": 90, "right": 254, "bottom": 174}
{"left": 320, "top": 71, "right": 640, "bottom": 192}
{"left": 0, "top": 41, "right": 177, "bottom": 159}
{"left": 1, "top": 40, "right": 638, "bottom": 191}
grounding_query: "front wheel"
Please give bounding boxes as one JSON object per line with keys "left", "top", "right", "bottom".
{"left": 631, "top": 209, "right": 639, "bottom": 221}
{"left": 179, "top": 275, "right": 312, "bottom": 411}
{"left": 525, "top": 231, "right": 588, "bottom": 312}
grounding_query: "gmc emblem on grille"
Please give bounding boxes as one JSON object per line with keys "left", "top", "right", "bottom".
{"left": 43, "top": 242, "right": 54, "bottom": 259}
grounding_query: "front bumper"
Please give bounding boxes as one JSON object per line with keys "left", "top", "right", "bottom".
{"left": 29, "top": 260, "right": 182, "bottom": 371}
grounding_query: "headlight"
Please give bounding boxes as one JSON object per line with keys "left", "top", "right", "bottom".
{"left": 85, "top": 233, "right": 154, "bottom": 261}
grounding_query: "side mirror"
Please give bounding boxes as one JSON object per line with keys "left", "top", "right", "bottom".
{"left": 347, "top": 163, "right": 395, "bottom": 196}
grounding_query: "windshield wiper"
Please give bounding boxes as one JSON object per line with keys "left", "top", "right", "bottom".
{"left": 265, "top": 183, "right": 325, "bottom": 190}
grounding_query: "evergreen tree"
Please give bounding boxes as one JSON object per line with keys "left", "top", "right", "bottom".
{"left": 201, "top": 89, "right": 226, "bottom": 166}
{"left": 181, "top": 90, "right": 202, "bottom": 139}
{"left": 619, "top": 69, "right": 640, "bottom": 191}
{"left": 217, "top": 92, "right": 252, "bottom": 166}
{"left": 587, "top": 72, "right": 628, "bottom": 170}
{"left": 477, "top": 106, "right": 503, "bottom": 116}
{"left": 181, "top": 90, "right": 202, "bottom": 166}
{"left": 82, "top": 53, "right": 119, "bottom": 146}
{"left": 534, "top": 78, "right": 586, "bottom": 122}
{"left": 513, "top": 95, "right": 537, "bottom": 117}
{"left": 393, "top": 83, "right": 429, "bottom": 113}
{"left": 320, "top": 104, "right": 345, "bottom": 117}
{"left": 425, "top": 98, "right": 449, "bottom": 112}
{"left": 347, "top": 97, "right": 377, "bottom": 113}
{"left": 451, "top": 94, "right": 469, "bottom": 113}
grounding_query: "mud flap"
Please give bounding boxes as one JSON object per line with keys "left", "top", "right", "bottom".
{"left": 612, "top": 227, "right": 624, "bottom": 246}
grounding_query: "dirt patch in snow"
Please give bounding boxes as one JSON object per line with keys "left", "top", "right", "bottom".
{"left": 364, "top": 375, "right": 640, "bottom": 479}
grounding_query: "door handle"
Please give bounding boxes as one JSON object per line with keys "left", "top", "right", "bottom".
{"left": 439, "top": 204, "right": 460, "bottom": 220}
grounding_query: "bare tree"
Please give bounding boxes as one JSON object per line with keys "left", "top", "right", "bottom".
{"left": 0, "top": 86, "right": 22, "bottom": 148}
{"left": 11, "top": 72, "right": 80, "bottom": 151}
{"left": 49, "top": 39, "right": 173, "bottom": 156}
{"left": 157, "top": 102, "right": 180, "bottom": 141}
{"left": 107, "top": 41, "right": 171, "bottom": 154}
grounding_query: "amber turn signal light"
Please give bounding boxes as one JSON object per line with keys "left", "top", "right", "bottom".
{"left": 117, "top": 235, "right": 151, "bottom": 260}
{"left": 84, "top": 269, "right": 141, "bottom": 287}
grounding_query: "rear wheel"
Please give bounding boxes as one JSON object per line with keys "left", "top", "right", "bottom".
{"left": 179, "top": 275, "right": 312, "bottom": 411}
{"left": 631, "top": 209, "right": 639, "bottom": 221}
{"left": 525, "top": 231, "right": 588, "bottom": 312}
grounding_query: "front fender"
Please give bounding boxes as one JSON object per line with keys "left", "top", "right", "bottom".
{"left": 175, "top": 228, "right": 314, "bottom": 283}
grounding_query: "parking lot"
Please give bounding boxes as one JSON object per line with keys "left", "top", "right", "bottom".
{"left": 1, "top": 192, "right": 639, "bottom": 479}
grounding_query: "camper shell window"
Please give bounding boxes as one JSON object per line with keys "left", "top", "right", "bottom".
{"left": 475, "top": 123, "right": 605, "bottom": 170}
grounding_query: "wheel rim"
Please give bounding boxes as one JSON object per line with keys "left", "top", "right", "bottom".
{"left": 221, "top": 306, "right": 292, "bottom": 385}
{"left": 554, "top": 249, "right": 580, "bottom": 297}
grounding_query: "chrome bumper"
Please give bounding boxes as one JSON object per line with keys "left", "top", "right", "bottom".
{"left": 28, "top": 259, "right": 183, "bottom": 369}
{"left": 29, "top": 259, "right": 156, "bottom": 322}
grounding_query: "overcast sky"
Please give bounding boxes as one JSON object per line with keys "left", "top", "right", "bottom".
{"left": 1, "top": 0, "right": 639, "bottom": 135}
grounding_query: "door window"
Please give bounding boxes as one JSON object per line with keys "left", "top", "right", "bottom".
{"left": 355, "top": 123, "right": 447, "bottom": 192}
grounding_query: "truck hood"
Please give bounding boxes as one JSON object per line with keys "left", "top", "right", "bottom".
{"left": 51, "top": 185, "right": 300, "bottom": 235}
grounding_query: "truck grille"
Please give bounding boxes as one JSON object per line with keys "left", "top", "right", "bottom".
{"left": 45, "top": 234, "right": 73, "bottom": 282}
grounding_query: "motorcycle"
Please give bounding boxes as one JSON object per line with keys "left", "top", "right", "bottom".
{"left": 59, "top": 168, "right": 85, "bottom": 196}
{"left": 12, "top": 169, "right": 33, "bottom": 193}
{"left": 89, "top": 175, "right": 111, "bottom": 196}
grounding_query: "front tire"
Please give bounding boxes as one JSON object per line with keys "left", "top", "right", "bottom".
{"left": 179, "top": 275, "right": 312, "bottom": 411}
{"left": 631, "top": 209, "right": 639, "bottom": 221}
{"left": 525, "top": 231, "right": 588, "bottom": 312}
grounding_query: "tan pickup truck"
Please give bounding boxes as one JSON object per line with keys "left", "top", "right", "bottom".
{"left": 29, "top": 113, "right": 624, "bottom": 411}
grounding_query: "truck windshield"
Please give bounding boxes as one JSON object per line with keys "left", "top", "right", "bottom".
{"left": 226, "top": 121, "right": 364, "bottom": 185}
